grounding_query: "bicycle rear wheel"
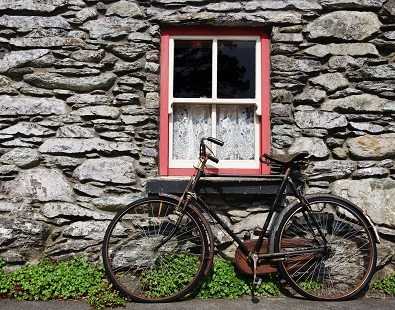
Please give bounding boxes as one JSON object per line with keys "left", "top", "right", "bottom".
{"left": 272, "top": 195, "right": 377, "bottom": 301}
{"left": 102, "top": 196, "right": 210, "bottom": 302}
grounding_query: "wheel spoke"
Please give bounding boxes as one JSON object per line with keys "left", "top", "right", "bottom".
{"left": 275, "top": 197, "right": 376, "bottom": 300}
{"left": 102, "top": 197, "right": 208, "bottom": 302}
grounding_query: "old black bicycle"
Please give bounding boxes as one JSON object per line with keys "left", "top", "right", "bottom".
{"left": 102, "top": 137, "right": 379, "bottom": 302}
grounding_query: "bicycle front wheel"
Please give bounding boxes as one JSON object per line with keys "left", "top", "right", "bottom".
{"left": 102, "top": 196, "right": 209, "bottom": 302}
{"left": 272, "top": 195, "right": 377, "bottom": 301}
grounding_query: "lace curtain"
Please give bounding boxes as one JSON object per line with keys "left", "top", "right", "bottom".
{"left": 172, "top": 104, "right": 255, "bottom": 160}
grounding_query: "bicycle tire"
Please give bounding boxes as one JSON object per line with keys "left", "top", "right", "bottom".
{"left": 102, "top": 196, "right": 210, "bottom": 302}
{"left": 271, "top": 194, "right": 377, "bottom": 301}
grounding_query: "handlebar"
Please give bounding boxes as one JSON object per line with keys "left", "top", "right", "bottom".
{"left": 200, "top": 137, "right": 224, "bottom": 165}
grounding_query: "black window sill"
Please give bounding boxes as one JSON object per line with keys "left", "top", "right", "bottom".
{"left": 146, "top": 175, "right": 284, "bottom": 195}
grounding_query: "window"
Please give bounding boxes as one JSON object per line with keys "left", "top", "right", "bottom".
{"left": 159, "top": 28, "right": 270, "bottom": 176}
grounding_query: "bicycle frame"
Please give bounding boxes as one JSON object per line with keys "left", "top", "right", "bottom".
{"left": 174, "top": 155, "right": 329, "bottom": 263}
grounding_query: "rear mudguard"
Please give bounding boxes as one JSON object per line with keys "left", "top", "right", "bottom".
{"left": 269, "top": 193, "right": 380, "bottom": 253}
{"left": 158, "top": 193, "right": 214, "bottom": 276}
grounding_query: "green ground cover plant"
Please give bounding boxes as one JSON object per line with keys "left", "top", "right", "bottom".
{"left": 371, "top": 272, "right": 395, "bottom": 296}
{"left": 0, "top": 256, "right": 125, "bottom": 309}
{"left": 0, "top": 255, "right": 281, "bottom": 308}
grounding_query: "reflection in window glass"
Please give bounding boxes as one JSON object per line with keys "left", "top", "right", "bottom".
{"left": 218, "top": 41, "right": 255, "bottom": 99}
{"left": 173, "top": 40, "right": 212, "bottom": 98}
{"left": 216, "top": 105, "right": 255, "bottom": 160}
{"left": 172, "top": 103, "right": 212, "bottom": 160}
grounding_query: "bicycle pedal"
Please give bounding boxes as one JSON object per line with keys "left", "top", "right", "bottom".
{"left": 253, "top": 277, "right": 262, "bottom": 288}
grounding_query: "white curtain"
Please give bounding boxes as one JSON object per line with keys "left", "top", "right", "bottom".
{"left": 172, "top": 104, "right": 255, "bottom": 161}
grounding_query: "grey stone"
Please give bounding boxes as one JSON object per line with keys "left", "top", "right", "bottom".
{"left": 206, "top": 2, "right": 243, "bottom": 12}
{"left": 71, "top": 106, "right": 120, "bottom": 119}
{"left": 42, "top": 202, "right": 110, "bottom": 220}
{"left": 107, "top": 43, "right": 150, "bottom": 61}
{"left": 106, "top": 0, "right": 144, "bottom": 17}
{"left": 328, "top": 56, "right": 365, "bottom": 70}
{"left": 43, "top": 155, "right": 81, "bottom": 169}
{"left": 70, "top": 49, "right": 105, "bottom": 63}
{"left": 295, "top": 111, "right": 347, "bottom": 129}
{"left": 153, "top": 10, "right": 302, "bottom": 26}
{"left": 309, "top": 73, "right": 349, "bottom": 93}
{"left": 73, "top": 183, "right": 105, "bottom": 197}
{"left": 0, "top": 0, "right": 68, "bottom": 12}
{"left": 272, "top": 124, "right": 302, "bottom": 137}
{"left": 306, "top": 160, "right": 356, "bottom": 180}
{"left": 63, "top": 221, "right": 110, "bottom": 240}
{"left": 0, "top": 122, "right": 54, "bottom": 137}
{"left": 73, "top": 156, "right": 136, "bottom": 185}
{"left": 0, "top": 95, "right": 68, "bottom": 116}
{"left": 322, "top": 94, "right": 390, "bottom": 113}
{"left": 66, "top": 94, "right": 113, "bottom": 106}
{"left": 331, "top": 178, "right": 395, "bottom": 228}
{"left": 271, "top": 55, "right": 322, "bottom": 72}
{"left": 352, "top": 167, "right": 388, "bottom": 179}
{"left": 24, "top": 72, "right": 117, "bottom": 92}
{"left": 121, "top": 115, "right": 150, "bottom": 125}
{"left": 357, "top": 80, "right": 395, "bottom": 94}
{"left": 231, "top": 213, "right": 268, "bottom": 234}
{"left": 245, "top": 0, "right": 322, "bottom": 10}
{"left": 1, "top": 168, "right": 73, "bottom": 202}
{"left": 49, "top": 67, "right": 101, "bottom": 77}
{"left": 294, "top": 87, "right": 326, "bottom": 105}
{"left": 306, "top": 11, "right": 381, "bottom": 41}
{"left": 39, "top": 138, "right": 138, "bottom": 156}
{"left": 0, "top": 164, "right": 18, "bottom": 177}
{"left": 319, "top": 0, "right": 386, "bottom": 9}
{"left": 332, "top": 147, "right": 349, "bottom": 159}
{"left": 272, "top": 32, "right": 304, "bottom": 43}
{"left": 0, "top": 148, "right": 40, "bottom": 168}
{"left": 146, "top": 92, "right": 160, "bottom": 108}
{"left": 356, "top": 64, "right": 395, "bottom": 80}
{"left": 304, "top": 43, "right": 379, "bottom": 57}
{"left": 128, "top": 32, "right": 153, "bottom": 43}
{"left": 0, "top": 15, "right": 70, "bottom": 30}
{"left": 56, "top": 125, "right": 96, "bottom": 138}
{"left": 81, "top": 17, "right": 147, "bottom": 39}
{"left": 9, "top": 37, "right": 84, "bottom": 48}
{"left": 75, "top": 7, "right": 98, "bottom": 23}
{"left": 0, "top": 49, "right": 50, "bottom": 73}
{"left": 378, "top": 159, "right": 394, "bottom": 168}
{"left": 113, "top": 61, "right": 143, "bottom": 73}
{"left": 271, "top": 89, "right": 293, "bottom": 103}
{"left": 288, "top": 137, "right": 330, "bottom": 158}
{"left": 349, "top": 122, "right": 385, "bottom": 134}
{"left": 347, "top": 134, "right": 395, "bottom": 159}
{"left": 115, "top": 93, "right": 140, "bottom": 103}
{"left": 92, "top": 193, "right": 140, "bottom": 212}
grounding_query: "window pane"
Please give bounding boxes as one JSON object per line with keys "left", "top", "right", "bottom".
{"left": 173, "top": 40, "right": 212, "bottom": 98}
{"left": 172, "top": 103, "right": 212, "bottom": 160}
{"left": 216, "top": 105, "right": 255, "bottom": 160}
{"left": 217, "top": 41, "right": 255, "bottom": 99}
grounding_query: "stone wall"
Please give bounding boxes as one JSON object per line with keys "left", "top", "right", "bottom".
{"left": 0, "top": 0, "right": 394, "bottom": 274}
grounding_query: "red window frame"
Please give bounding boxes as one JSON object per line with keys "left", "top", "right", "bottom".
{"left": 159, "top": 27, "right": 271, "bottom": 176}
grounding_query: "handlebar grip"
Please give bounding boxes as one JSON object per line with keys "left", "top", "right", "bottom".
{"left": 207, "top": 137, "right": 224, "bottom": 146}
{"left": 208, "top": 155, "right": 219, "bottom": 164}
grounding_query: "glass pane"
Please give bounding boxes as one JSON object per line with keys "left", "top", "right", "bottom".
{"left": 217, "top": 40, "right": 256, "bottom": 99}
{"left": 172, "top": 104, "right": 212, "bottom": 160}
{"left": 173, "top": 40, "right": 212, "bottom": 98}
{"left": 216, "top": 105, "right": 255, "bottom": 160}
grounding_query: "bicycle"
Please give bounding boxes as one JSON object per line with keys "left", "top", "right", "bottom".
{"left": 102, "top": 137, "right": 379, "bottom": 302}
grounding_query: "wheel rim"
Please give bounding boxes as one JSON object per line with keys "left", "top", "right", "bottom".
{"left": 103, "top": 199, "right": 206, "bottom": 301}
{"left": 277, "top": 199, "right": 376, "bottom": 300}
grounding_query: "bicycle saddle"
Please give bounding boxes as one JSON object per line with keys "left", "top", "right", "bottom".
{"left": 262, "top": 152, "right": 309, "bottom": 165}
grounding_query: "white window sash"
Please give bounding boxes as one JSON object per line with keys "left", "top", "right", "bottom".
{"left": 168, "top": 35, "right": 262, "bottom": 170}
